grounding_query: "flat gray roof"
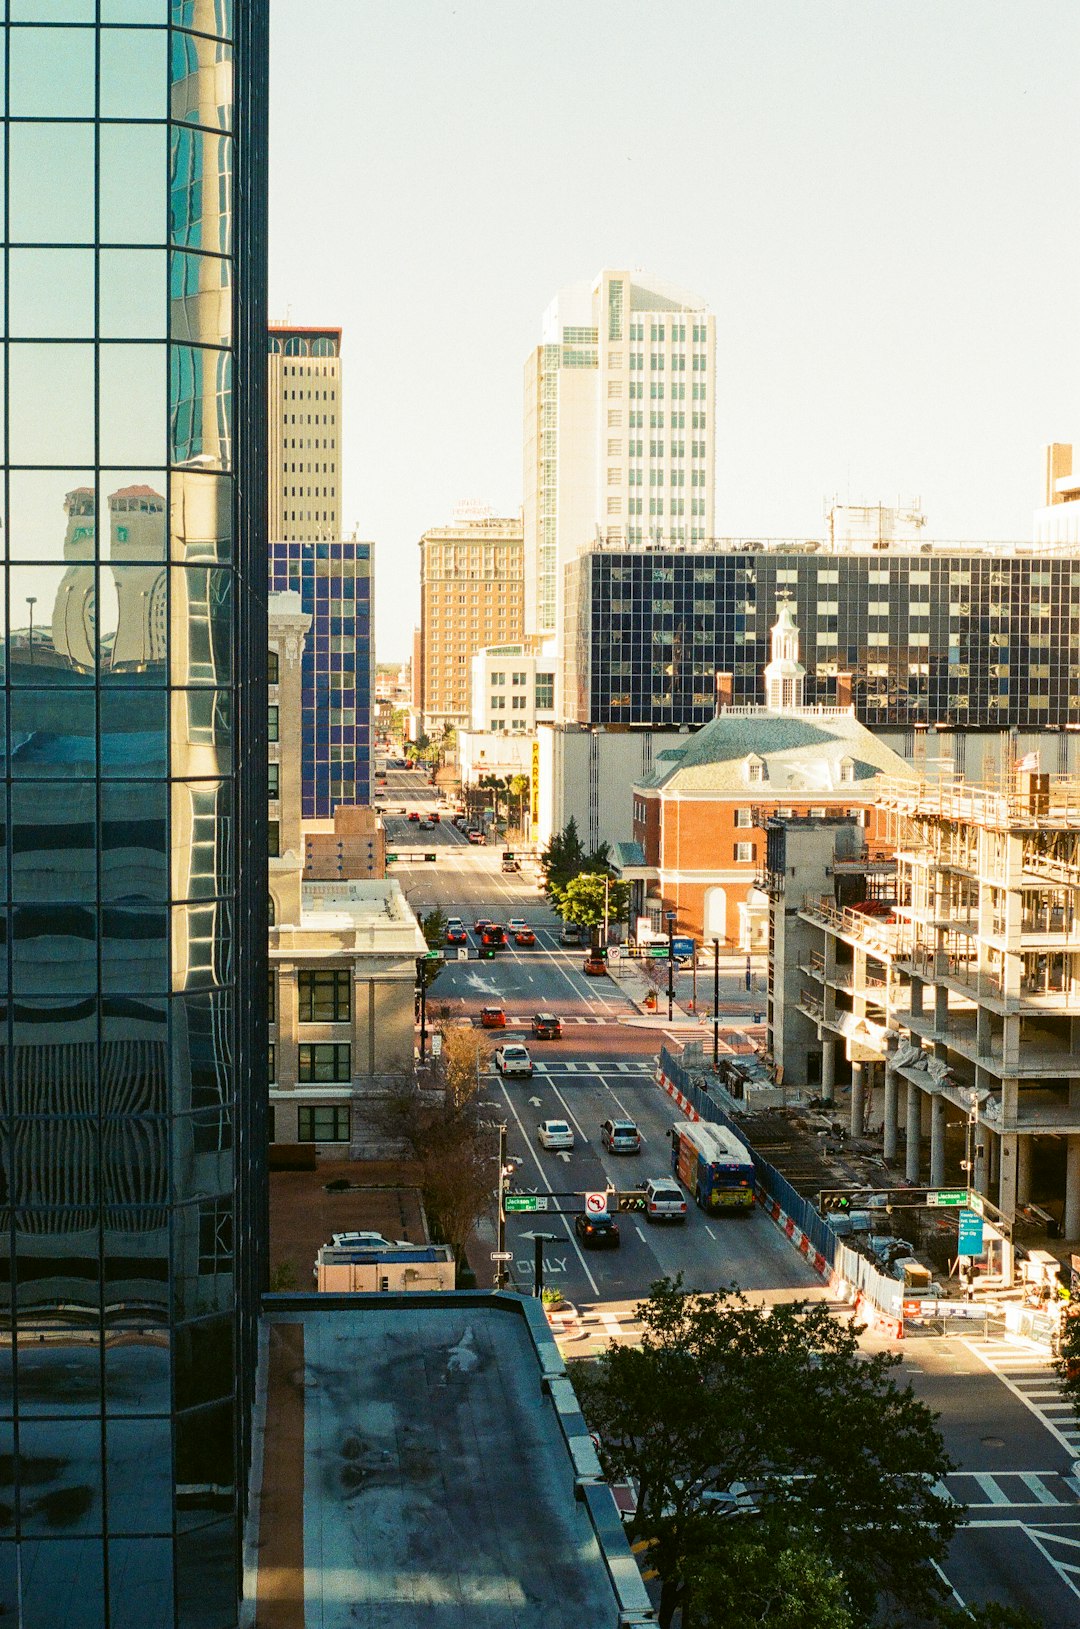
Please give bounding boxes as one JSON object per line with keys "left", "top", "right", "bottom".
{"left": 246, "top": 1295, "right": 653, "bottom": 1628}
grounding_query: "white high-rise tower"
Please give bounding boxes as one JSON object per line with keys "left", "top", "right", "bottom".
{"left": 523, "top": 269, "right": 717, "bottom": 638}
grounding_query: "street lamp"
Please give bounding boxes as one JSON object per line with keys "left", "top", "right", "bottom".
{"left": 712, "top": 937, "right": 721, "bottom": 1070}
{"left": 666, "top": 909, "right": 677, "bottom": 1022}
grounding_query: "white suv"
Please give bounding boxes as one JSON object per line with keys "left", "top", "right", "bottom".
{"left": 644, "top": 1178, "right": 688, "bottom": 1223}
{"left": 495, "top": 1043, "right": 534, "bottom": 1078}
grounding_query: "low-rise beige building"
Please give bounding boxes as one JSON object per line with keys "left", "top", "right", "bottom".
{"left": 270, "top": 878, "right": 427, "bottom": 1153}
{"left": 304, "top": 804, "right": 386, "bottom": 881}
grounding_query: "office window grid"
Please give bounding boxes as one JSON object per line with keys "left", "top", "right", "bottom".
{"left": 0, "top": 6, "right": 268, "bottom": 1627}
{"left": 297, "top": 967, "right": 351, "bottom": 1024}
{"left": 569, "top": 551, "right": 1080, "bottom": 729}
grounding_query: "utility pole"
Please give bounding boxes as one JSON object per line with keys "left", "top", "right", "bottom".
{"left": 712, "top": 937, "right": 720, "bottom": 1070}
{"left": 417, "top": 957, "right": 428, "bottom": 1063}
{"left": 666, "top": 909, "right": 677, "bottom": 1022}
{"left": 603, "top": 873, "right": 610, "bottom": 947}
{"left": 495, "top": 1121, "right": 509, "bottom": 1288}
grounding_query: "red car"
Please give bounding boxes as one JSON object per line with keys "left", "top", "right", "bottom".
{"left": 479, "top": 1006, "right": 506, "bottom": 1029}
{"left": 474, "top": 917, "right": 492, "bottom": 935}
{"left": 430, "top": 811, "right": 441, "bottom": 823}
{"left": 407, "top": 811, "right": 420, "bottom": 823}
{"left": 583, "top": 953, "right": 607, "bottom": 976}
{"left": 514, "top": 928, "right": 536, "bottom": 947}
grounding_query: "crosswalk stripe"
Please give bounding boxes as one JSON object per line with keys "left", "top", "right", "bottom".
{"left": 972, "top": 1473, "right": 1012, "bottom": 1505}
{"left": 1020, "top": 1473, "right": 1059, "bottom": 1504}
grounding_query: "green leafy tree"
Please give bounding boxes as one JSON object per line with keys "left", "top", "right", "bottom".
{"left": 573, "top": 1277, "right": 958, "bottom": 1629}
{"left": 560, "top": 871, "right": 631, "bottom": 945}
{"left": 1053, "top": 1308, "right": 1080, "bottom": 1418}
{"left": 687, "top": 1533, "right": 853, "bottom": 1629}
{"left": 508, "top": 773, "right": 530, "bottom": 832}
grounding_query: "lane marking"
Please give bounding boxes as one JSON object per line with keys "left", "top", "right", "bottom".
{"left": 495, "top": 1077, "right": 601, "bottom": 1297}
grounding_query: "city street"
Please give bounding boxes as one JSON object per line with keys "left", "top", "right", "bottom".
{"left": 380, "top": 760, "right": 1080, "bottom": 1622}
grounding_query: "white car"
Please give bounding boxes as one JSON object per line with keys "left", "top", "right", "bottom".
{"left": 643, "top": 1178, "right": 688, "bottom": 1223}
{"left": 537, "top": 1118, "right": 574, "bottom": 1151}
{"left": 507, "top": 918, "right": 529, "bottom": 935}
{"left": 495, "top": 1043, "right": 534, "bottom": 1078}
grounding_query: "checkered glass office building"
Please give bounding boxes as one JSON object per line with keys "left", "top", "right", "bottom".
{"left": 0, "top": 5, "right": 269, "bottom": 1627}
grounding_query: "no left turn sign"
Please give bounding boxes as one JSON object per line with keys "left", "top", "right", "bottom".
{"left": 585, "top": 1191, "right": 608, "bottom": 1216}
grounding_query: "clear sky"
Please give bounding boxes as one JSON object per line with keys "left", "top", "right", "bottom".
{"left": 269, "top": 0, "right": 1080, "bottom": 662}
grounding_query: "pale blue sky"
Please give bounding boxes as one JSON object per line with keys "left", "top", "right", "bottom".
{"left": 269, "top": 0, "right": 1080, "bottom": 662}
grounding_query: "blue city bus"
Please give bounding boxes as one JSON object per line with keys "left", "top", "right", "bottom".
{"left": 671, "top": 1121, "right": 755, "bottom": 1212}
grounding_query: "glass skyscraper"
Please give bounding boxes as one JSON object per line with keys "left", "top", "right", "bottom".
{"left": 268, "top": 539, "right": 372, "bottom": 817}
{"left": 0, "top": 5, "right": 269, "bottom": 1627}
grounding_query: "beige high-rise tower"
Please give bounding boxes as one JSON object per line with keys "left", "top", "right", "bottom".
{"left": 523, "top": 269, "right": 717, "bottom": 637}
{"left": 268, "top": 322, "right": 342, "bottom": 541}
{"left": 418, "top": 508, "right": 525, "bottom": 733}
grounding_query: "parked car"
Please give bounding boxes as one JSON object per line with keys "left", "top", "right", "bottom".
{"left": 583, "top": 952, "right": 607, "bottom": 976}
{"left": 575, "top": 1213, "right": 620, "bottom": 1249}
{"left": 532, "top": 1012, "right": 562, "bottom": 1039}
{"left": 559, "top": 922, "right": 582, "bottom": 945}
{"left": 445, "top": 920, "right": 467, "bottom": 945}
{"left": 537, "top": 1119, "right": 574, "bottom": 1151}
{"left": 643, "top": 1177, "right": 688, "bottom": 1223}
{"left": 479, "top": 1006, "right": 506, "bottom": 1029}
{"left": 495, "top": 1043, "right": 534, "bottom": 1078}
{"left": 600, "top": 1118, "right": 641, "bottom": 1155}
{"left": 514, "top": 927, "right": 536, "bottom": 947}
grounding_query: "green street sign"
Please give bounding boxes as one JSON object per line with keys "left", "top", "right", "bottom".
{"left": 424, "top": 950, "right": 441, "bottom": 961}
{"left": 928, "top": 1189, "right": 967, "bottom": 1207}
{"left": 504, "top": 1194, "right": 548, "bottom": 1213}
{"left": 386, "top": 853, "right": 398, "bottom": 863}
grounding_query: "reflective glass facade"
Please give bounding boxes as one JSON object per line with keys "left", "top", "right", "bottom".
{"left": 566, "top": 546, "right": 1080, "bottom": 730}
{"left": 0, "top": 5, "right": 269, "bottom": 1626}
{"left": 268, "top": 540, "right": 372, "bottom": 817}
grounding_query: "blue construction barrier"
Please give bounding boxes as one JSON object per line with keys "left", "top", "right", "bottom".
{"left": 659, "top": 1045, "right": 837, "bottom": 1270}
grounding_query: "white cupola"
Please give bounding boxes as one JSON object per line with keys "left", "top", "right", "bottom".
{"left": 763, "top": 599, "right": 805, "bottom": 711}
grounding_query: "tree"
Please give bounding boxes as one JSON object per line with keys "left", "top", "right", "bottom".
{"left": 687, "top": 1532, "right": 853, "bottom": 1629}
{"left": 508, "top": 773, "right": 530, "bottom": 833}
{"left": 479, "top": 772, "right": 509, "bottom": 826}
{"left": 376, "top": 1026, "right": 496, "bottom": 1264}
{"left": 540, "top": 817, "right": 588, "bottom": 908}
{"left": 560, "top": 871, "right": 631, "bottom": 944}
{"left": 573, "top": 1277, "right": 958, "bottom": 1629}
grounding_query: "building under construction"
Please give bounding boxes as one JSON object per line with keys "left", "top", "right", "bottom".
{"left": 883, "top": 771, "right": 1080, "bottom": 1236}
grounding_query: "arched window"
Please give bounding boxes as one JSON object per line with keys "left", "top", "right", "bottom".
{"left": 311, "top": 336, "right": 336, "bottom": 357}
{"left": 268, "top": 336, "right": 282, "bottom": 354}
{"left": 268, "top": 893, "right": 276, "bottom": 926}
{"left": 283, "top": 336, "right": 305, "bottom": 356}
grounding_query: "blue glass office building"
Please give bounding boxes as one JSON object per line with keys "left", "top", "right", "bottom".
{"left": 268, "top": 539, "right": 373, "bottom": 817}
{"left": 0, "top": 5, "right": 269, "bottom": 1626}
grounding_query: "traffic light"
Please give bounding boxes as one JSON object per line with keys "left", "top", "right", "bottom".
{"left": 617, "top": 1191, "right": 646, "bottom": 1213}
{"left": 480, "top": 945, "right": 496, "bottom": 960}
{"left": 819, "top": 1192, "right": 851, "bottom": 1213}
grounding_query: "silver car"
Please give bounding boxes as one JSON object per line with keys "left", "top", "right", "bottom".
{"left": 644, "top": 1178, "right": 687, "bottom": 1223}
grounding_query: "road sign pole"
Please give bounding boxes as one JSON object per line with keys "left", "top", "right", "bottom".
{"left": 533, "top": 1234, "right": 544, "bottom": 1299}
{"left": 712, "top": 938, "right": 720, "bottom": 1070}
{"left": 495, "top": 1122, "right": 508, "bottom": 1289}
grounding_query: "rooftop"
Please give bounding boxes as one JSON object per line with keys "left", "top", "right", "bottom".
{"left": 246, "top": 1296, "right": 651, "bottom": 1629}
{"left": 583, "top": 534, "right": 1080, "bottom": 558}
{"left": 638, "top": 708, "right": 916, "bottom": 795}
{"left": 271, "top": 879, "right": 427, "bottom": 954}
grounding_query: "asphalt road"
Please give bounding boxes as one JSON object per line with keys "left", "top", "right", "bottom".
{"left": 379, "top": 761, "right": 1080, "bottom": 1624}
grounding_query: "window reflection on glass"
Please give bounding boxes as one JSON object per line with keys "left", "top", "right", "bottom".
{"left": 8, "top": 26, "right": 96, "bottom": 117}
{"left": 9, "top": 562, "right": 96, "bottom": 682}
{"left": 9, "top": 249, "right": 94, "bottom": 339}
{"left": 100, "top": 688, "right": 168, "bottom": 780}
{"left": 170, "top": 469, "right": 233, "bottom": 562}
{"left": 12, "top": 1422, "right": 104, "bottom": 1533}
{"left": 9, "top": 344, "right": 94, "bottom": 464}
{"left": 101, "top": 782, "right": 168, "bottom": 902}
{"left": 100, "top": 123, "right": 169, "bottom": 244}
{"left": 170, "top": 249, "right": 232, "bottom": 347}
{"left": 100, "top": 25, "right": 168, "bottom": 119}
{"left": 100, "top": 563, "right": 168, "bottom": 681}
{"left": 9, "top": 687, "right": 97, "bottom": 776}
{"left": 169, "top": 566, "right": 233, "bottom": 685}
{"left": 12, "top": 902, "right": 97, "bottom": 994}
{"left": 103, "top": 0, "right": 168, "bottom": 18}
{"left": 100, "top": 343, "right": 168, "bottom": 466}
{"left": 105, "top": 1419, "right": 174, "bottom": 1532}
{"left": 170, "top": 28, "right": 233, "bottom": 130}
{"left": 107, "top": 1538, "right": 175, "bottom": 1628}
{"left": 10, "top": 123, "right": 95, "bottom": 243}
{"left": 100, "top": 248, "right": 167, "bottom": 339}
{"left": 103, "top": 905, "right": 169, "bottom": 993}
{"left": 172, "top": 0, "right": 234, "bottom": 38}
{"left": 10, "top": 0, "right": 94, "bottom": 16}
{"left": 170, "top": 126, "right": 233, "bottom": 254}
{"left": 10, "top": 782, "right": 96, "bottom": 904}
{"left": 171, "top": 688, "right": 233, "bottom": 777}
{"left": 170, "top": 344, "right": 233, "bottom": 469}
{"left": 171, "top": 781, "right": 232, "bottom": 902}
{"left": 8, "top": 471, "right": 95, "bottom": 564}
